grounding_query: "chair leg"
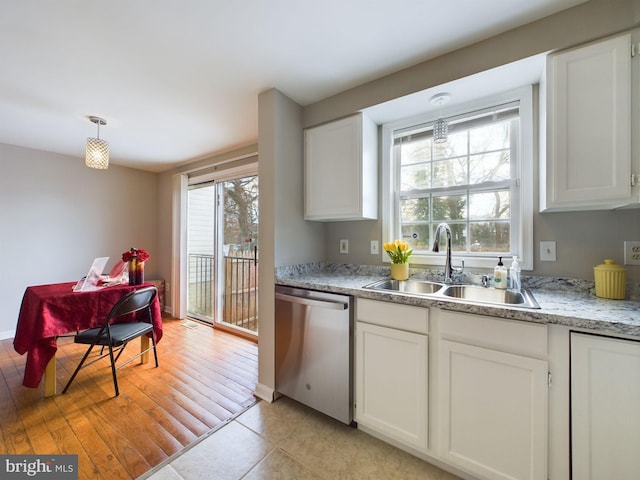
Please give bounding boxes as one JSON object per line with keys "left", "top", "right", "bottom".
{"left": 107, "top": 343, "right": 119, "bottom": 397}
{"left": 62, "top": 344, "right": 96, "bottom": 394}
{"left": 151, "top": 334, "right": 158, "bottom": 368}
{"left": 113, "top": 343, "right": 128, "bottom": 363}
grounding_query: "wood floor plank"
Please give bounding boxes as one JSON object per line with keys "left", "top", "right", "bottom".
{"left": 0, "top": 315, "right": 258, "bottom": 479}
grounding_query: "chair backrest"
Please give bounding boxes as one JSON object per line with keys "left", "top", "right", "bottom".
{"left": 108, "top": 286, "right": 158, "bottom": 321}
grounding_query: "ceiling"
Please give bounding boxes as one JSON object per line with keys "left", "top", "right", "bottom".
{"left": 0, "top": 0, "right": 586, "bottom": 172}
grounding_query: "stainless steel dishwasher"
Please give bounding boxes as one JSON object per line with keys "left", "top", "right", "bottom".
{"left": 275, "top": 285, "right": 353, "bottom": 425}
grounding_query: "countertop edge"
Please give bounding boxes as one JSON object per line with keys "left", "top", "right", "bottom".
{"left": 275, "top": 274, "right": 640, "bottom": 338}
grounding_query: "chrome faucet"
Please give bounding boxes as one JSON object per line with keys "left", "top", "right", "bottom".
{"left": 432, "top": 222, "right": 463, "bottom": 283}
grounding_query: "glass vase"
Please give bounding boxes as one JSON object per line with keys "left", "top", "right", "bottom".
{"left": 128, "top": 258, "right": 145, "bottom": 285}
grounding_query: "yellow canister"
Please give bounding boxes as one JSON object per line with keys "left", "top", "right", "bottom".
{"left": 593, "top": 259, "right": 627, "bottom": 299}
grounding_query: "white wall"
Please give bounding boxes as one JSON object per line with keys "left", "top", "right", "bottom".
{"left": 0, "top": 143, "right": 158, "bottom": 339}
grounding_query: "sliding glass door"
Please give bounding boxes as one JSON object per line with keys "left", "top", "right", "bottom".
{"left": 219, "top": 175, "right": 259, "bottom": 334}
{"left": 187, "top": 173, "right": 258, "bottom": 336}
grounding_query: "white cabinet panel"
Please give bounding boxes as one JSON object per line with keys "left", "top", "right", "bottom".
{"left": 356, "top": 297, "right": 428, "bottom": 333}
{"left": 439, "top": 340, "right": 548, "bottom": 480}
{"left": 355, "top": 321, "right": 428, "bottom": 450}
{"left": 542, "top": 33, "right": 632, "bottom": 211}
{"left": 304, "top": 113, "right": 377, "bottom": 221}
{"left": 571, "top": 333, "right": 640, "bottom": 479}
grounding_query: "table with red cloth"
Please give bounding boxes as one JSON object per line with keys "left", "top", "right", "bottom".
{"left": 13, "top": 281, "right": 163, "bottom": 396}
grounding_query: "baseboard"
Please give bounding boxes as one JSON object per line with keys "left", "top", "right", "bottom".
{"left": 253, "top": 382, "right": 275, "bottom": 402}
{"left": 0, "top": 330, "right": 14, "bottom": 341}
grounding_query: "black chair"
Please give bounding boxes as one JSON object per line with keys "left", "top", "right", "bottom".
{"left": 62, "top": 286, "right": 159, "bottom": 396}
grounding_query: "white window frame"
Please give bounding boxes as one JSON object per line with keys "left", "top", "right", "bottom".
{"left": 381, "top": 86, "right": 534, "bottom": 270}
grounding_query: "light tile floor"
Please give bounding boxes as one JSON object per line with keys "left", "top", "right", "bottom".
{"left": 140, "top": 397, "right": 463, "bottom": 480}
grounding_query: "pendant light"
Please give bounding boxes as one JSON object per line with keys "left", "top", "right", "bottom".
{"left": 430, "top": 93, "right": 451, "bottom": 144}
{"left": 86, "top": 116, "right": 109, "bottom": 169}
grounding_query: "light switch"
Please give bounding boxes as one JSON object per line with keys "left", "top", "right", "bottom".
{"left": 540, "top": 241, "right": 556, "bottom": 262}
{"left": 370, "top": 241, "right": 379, "bottom": 255}
{"left": 339, "top": 239, "right": 349, "bottom": 254}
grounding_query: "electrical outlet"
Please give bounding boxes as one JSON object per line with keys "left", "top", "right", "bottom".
{"left": 624, "top": 241, "right": 640, "bottom": 265}
{"left": 540, "top": 241, "right": 556, "bottom": 262}
{"left": 370, "top": 240, "right": 379, "bottom": 255}
{"left": 339, "top": 239, "right": 349, "bottom": 254}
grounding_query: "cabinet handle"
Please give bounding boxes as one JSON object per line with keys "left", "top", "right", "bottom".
{"left": 275, "top": 292, "right": 348, "bottom": 310}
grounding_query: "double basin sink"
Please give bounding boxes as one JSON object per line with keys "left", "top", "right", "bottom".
{"left": 363, "top": 279, "right": 540, "bottom": 309}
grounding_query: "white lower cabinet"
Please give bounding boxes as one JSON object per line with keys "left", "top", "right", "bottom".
{"left": 439, "top": 340, "right": 548, "bottom": 480}
{"left": 570, "top": 332, "right": 640, "bottom": 479}
{"left": 355, "top": 299, "right": 428, "bottom": 450}
{"left": 436, "top": 310, "right": 548, "bottom": 480}
{"left": 355, "top": 300, "right": 550, "bottom": 480}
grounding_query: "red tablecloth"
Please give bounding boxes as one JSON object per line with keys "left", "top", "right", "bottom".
{"left": 14, "top": 282, "right": 163, "bottom": 388}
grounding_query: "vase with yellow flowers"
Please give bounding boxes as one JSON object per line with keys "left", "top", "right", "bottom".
{"left": 384, "top": 240, "right": 413, "bottom": 280}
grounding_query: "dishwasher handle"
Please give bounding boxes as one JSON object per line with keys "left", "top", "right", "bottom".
{"left": 275, "top": 292, "right": 348, "bottom": 310}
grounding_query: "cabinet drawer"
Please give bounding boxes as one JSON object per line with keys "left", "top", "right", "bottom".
{"left": 438, "top": 310, "right": 547, "bottom": 358}
{"left": 356, "top": 298, "right": 428, "bottom": 334}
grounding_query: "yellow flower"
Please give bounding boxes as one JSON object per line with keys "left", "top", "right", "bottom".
{"left": 384, "top": 239, "right": 413, "bottom": 264}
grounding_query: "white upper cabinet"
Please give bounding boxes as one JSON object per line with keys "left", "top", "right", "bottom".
{"left": 541, "top": 32, "right": 634, "bottom": 211}
{"left": 304, "top": 113, "right": 378, "bottom": 221}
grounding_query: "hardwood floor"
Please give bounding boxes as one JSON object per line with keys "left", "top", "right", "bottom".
{"left": 0, "top": 316, "right": 258, "bottom": 480}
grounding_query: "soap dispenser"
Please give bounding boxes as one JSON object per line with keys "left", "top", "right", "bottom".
{"left": 509, "top": 255, "right": 521, "bottom": 292}
{"left": 494, "top": 257, "right": 507, "bottom": 289}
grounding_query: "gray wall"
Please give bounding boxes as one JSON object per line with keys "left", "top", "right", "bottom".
{"left": 152, "top": 0, "right": 640, "bottom": 317}
{"left": 0, "top": 143, "right": 158, "bottom": 338}
{"left": 152, "top": 0, "right": 640, "bottom": 399}
{"left": 255, "top": 88, "right": 325, "bottom": 399}
{"left": 307, "top": 0, "right": 640, "bottom": 283}
{"left": 323, "top": 210, "right": 640, "bottom": 281}
{"left": 303, "top": 0, "right": 640, "bottom": 128}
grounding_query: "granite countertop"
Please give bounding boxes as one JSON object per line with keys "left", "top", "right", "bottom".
{"left": 275, "top": 264, "right": 640, "bottom": 338}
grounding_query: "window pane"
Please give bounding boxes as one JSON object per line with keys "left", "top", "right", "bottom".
{"left": 432, "top": 223, "right": 467, "bottom": 252}
{"left": 391, "top": 100, "right": 522, "bottom": 259}
{"left": 469, "top": 221, "right": 510, "bottom": 253}
{"left": 433, "top": 130, "right": 467, "bottom": 159}
{"left": 400, "top": 138, "right": 431, "bottom": 165}
{"left": 432, "top": 158, "right": 466, "bottom": 187}
{"left": 401, "top": 163, "right": 430, "bottom": 190}
{"left": 433, "top": 195, "right": 466, "bottom": 221}
{"left": 469, "top": 122, "right": 510, "bottom": 153}
{"left": 401, "top": 224, "right": 431, "bottom": 251}
{"left": 469, "top": 151, "right": 510, "bottom": 184}
{"left": 400, "top": 197, "right": 430, "bottom": 222}
{"left": 469, "top": 191, "right": 510, "bottom": 220}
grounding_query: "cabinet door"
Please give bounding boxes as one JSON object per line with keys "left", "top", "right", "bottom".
{"left": 439, "top": 340, "right": 548, "bottom": 480}
{"left": 571, "top": 333, "right": 640, "bottom": 479}
{"left": 304, "top": 114, "right": 377, "bottom": 221}
{"left": 543, "top": 33, "right": 632, "bottom": 211}
{"left": 355, "top": 321, "right": 427, "bottom": 450}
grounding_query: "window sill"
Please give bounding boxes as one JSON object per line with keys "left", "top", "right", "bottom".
{"left": 392, "top": 254, "right": 518, "bottom": 271}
